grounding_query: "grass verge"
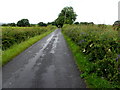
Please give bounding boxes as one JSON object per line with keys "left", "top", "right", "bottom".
{"left": 2, "top": 30, "right": 53, "bottom": 66}
{"left": 63, "top": 33, "right": 118, "bottom": 88}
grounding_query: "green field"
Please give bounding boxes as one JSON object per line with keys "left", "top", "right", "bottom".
{"left": 62, "top": 24, "right": 120, "bottom": 88}
{"left": 2, "top": 26, "right": 56, "bottom": 50}
{"left": 2, "top": 26, "right": 56, "bottom": 65}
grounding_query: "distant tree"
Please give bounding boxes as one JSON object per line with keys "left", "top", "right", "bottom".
{"left": 51, "top": 22, "right": 56, "bottom": 26}
{"left": 89, "top": 22, "right": 94, "bottom": 25}
{"left": 17, "top": 19, "right": 30, "bottom": 27}
{"left": 47, "top": 22, "right": 56, "bottom": 26}
{"left": 2, "top": 23, "right": 16, "bottom": 26}
{"left": 1, "top": 24, "right": 8, "bottom": 26}
{"left": 74, "top": 22, "right": 79, "bottom": 25}
{"left": 98, "top": 24, "right": 107, "bottom": 29}
{"left": 30, "top": 24, "right": 36, "bottom": 27}
{"left": 80, "top": 22, "right": 88, "bottom": 25}
{"left": 113, "top": 21, "right": 120, "bottom": 27}
{"left": 38, "top": 22, "right": 47, "bottom": 27}
{"left": 113, "top": 20, "right": 120, "bottom": 30}
{"left": 55, "top": 6, "right": 77, "bottom": 28}
{"left": 8, "top": 23, "right": 16, "bottom": 26}
{"left": 79, "top": 22, "right": 94, "bottom": 25}
{"left": 47, "top": 22, "right": 52, "bottom": 25}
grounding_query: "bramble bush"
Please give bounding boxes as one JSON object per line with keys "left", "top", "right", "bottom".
{"left": 62, "top": 24, "right": 120, "bottom": 84}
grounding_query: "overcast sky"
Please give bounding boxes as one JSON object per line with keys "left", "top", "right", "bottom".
{"left": 0, "top": 0, "right": 120, "bottom": 25}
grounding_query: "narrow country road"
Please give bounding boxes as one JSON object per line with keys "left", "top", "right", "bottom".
{"left": 3, "top": 29, "right": 86, "bottom": 88}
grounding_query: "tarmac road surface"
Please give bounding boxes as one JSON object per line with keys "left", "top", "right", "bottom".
{"left": 3, "top": 29, "right": 86, "bottom": 88}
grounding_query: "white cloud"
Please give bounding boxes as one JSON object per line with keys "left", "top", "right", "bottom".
{"left": 0, "top": 0, "right": 119, "bottom": 24}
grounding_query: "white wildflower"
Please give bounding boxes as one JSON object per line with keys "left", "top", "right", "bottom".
{"left": 83, "top": 49, "right": 86, "bottom": 52}
{"left": 90, "top": 44, "right": 93, "bottom": 47}
{"left": 97, "top": 68, "right": 100, "bottom": 70}
{"left": 108, "top": 49, "right": 111, "bottom": 52}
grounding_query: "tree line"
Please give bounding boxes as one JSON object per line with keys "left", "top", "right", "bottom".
{"left": 1, "top": 19, "right": 56, "bottom": 27}
{"left": 1, "top": 6, "right": 119, "bottom": 28}
{"left": 1, "top": 6, "right": 77, "bottom": 27}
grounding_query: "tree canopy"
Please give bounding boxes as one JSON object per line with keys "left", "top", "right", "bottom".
{"left": 113, "top": 20, "right": 120, "bottom": 26}
{"left": 2, "top": 23, "right": 16, "bottom": 26}
{"left": 55, "top": 6, "right": 77, "bottom": 28}
{"left": 38, "top": 22, "right": 47, "bottom": 27}
{"left": 17, "top": 19, "right": 30, "bottom": 27}
{"left": 113, "top": 20, "right": 120, "bottom": 30}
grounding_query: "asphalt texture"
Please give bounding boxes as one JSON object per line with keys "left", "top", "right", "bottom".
{"left": 2, "top": 29, "right": 86, "bottom": 88}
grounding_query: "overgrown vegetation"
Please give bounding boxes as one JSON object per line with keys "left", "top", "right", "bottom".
{"left": 62, "top": 24, "right": 120, "bottom": 88}
{"left": 2, "top": 26, "right": 55, "bottom": 50}
{"left": 1, "top": 5, "right": 120, "bottom": 88}
{"left": 2, "top": 26, "right": 56, "bottom": 65}
{"left": 2, "top": 30, "right": 54, "bottom": 66}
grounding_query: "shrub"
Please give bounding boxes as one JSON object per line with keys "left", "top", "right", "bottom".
{"left": 62, "top": 24, "right": 120, "bottom": 84}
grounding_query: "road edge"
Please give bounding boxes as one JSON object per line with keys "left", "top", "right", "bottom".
{"left": 62, "top": 32, "right": 116, "bottom": 88}
{"left": 2, "top": 30, "right": 54, "bottom": 66}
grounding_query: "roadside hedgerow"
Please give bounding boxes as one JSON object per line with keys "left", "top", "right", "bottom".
{"left": 62, "top": 24, "right": 120, "bottom": 86}
{"left": 2, "top": 26, "right": 55, "bottom": 50}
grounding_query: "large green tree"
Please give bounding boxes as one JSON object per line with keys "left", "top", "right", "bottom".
{"left": 17, "top": 19, "right": 30, "bottom": 27}
{"left": 55, "top": 6, "right": 77, "bottom": 28}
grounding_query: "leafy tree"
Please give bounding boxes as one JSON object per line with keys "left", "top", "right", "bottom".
{"left": 38, "top": 22, "right": 47, "bottom": 27}
{"left": 113, "top": 20, "right": 120, "bottom": 26}
{"left": 47, "top": 22, "right": 56, "bottom": 26}
{"left": 30, "top": 24, "right": 36, "bottom": 27}
{"left": 2, "top": 23, "right": 16, "bottom": 26}
{"left": 17, "top": 19, "right": 30, "bottom": 27}
{"left": 98, "top": 24, "right": 107, "bottom": 28}
{"left": 89, "top": 22, "right": 94, "bottom": 25}
{"left": 1, "top": 24, "right": 8, "bottom": 26}
{"left": 74, "top": 22, "right": 79, "bottom": 25}
{"left": 55, "top": 6, "right": 77, "bottom": 28}
{"left": 80, "top": 22, "right": 94, "bottom": 25}
{"left": 47, "top": 22, "right": 52, "bottom": 25}
{"left": 113, "top": 20, "right": 120, "bottom": 30}
{"left": 51, "top": 22, "right": 56, "bottom": 26}
{"left": 55, "top": 16, "right": 64, "bottom": 28}
{"left": 80, "top": 22, "right": 89, "bottom": 25}
{"left": 8, "top": 23, "right": 16, "bottom": 26}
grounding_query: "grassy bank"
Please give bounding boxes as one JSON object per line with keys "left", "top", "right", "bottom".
{"left": 2, "top": 26, "right": 56, "bottom": 50}
{"left": 62, "top": 24, "right": 120, "bottom": 88}
{"left": 63, "top": 34, "right": 119, "bottom": 88}
{"left": 2, "top": 27, "right": 55, "bottom": 66}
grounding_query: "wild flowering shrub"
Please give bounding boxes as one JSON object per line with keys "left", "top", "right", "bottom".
{"left": 62, "top": 25, "right": 120, "bottom": 84}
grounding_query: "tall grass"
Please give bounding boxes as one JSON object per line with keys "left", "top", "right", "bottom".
{"left": 63, "top": 34, "right": 113, "bottom": 88}
{"left": 62, "top": 24, "right": 120, "bottom": 88}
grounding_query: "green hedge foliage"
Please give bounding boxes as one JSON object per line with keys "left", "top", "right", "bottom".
{"left": 62, "top": 24, "right": 120, "bottom": 85}
{"left": 2, "top": 26, "right": 55, "bottom": 50}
